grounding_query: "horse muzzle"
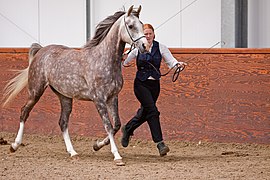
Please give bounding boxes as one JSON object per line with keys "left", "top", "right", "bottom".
{"left": 137, "top": 40, "right": 150, "bottom": 54}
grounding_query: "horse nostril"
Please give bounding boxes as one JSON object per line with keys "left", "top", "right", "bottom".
{"left": 142, "top": 43, "right": 146, "bottom": 50}
{"left": 143, "top": 43, "right": 150, "bottom": 52}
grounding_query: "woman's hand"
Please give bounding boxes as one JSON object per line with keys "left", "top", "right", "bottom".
{"left": 121, "top": 53, "right": 134, "bottom": 67}
{"left": 122, "top": 53, "right": 128, "bottom": 61}
{"left": 177, "top": 61, "right": 187, "bottom": 67}
{"left": 175, "top": 62, "right": 187, "bottom": 70}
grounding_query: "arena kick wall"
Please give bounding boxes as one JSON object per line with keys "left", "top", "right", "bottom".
{"left": 0, "top": 48, "right": 269, "bottom": 144}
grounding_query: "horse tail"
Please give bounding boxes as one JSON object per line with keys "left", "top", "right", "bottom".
{"left": 2, "top": 43, "right": 42, "bottom": 107}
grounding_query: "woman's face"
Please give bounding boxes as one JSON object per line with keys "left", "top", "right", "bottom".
{"left": 144, "top": 28, "right": 155, "bottom": 45}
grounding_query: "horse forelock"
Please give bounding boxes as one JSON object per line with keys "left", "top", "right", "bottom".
{"left": 131, "top": 11, "right": 140, "bottom": 18}
{"left": 84, "top": 11, "right": 126, "bottom": 48}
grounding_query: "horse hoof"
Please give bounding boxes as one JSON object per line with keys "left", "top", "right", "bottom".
{"left": 93, "top": 143, "right": 101, "bottom": 151}
{"left": 10, "top": 146, "right": 16, "bottom": 153}
{"left": 114, "top": 159, "right": 125, "bottom": 166}
{"left": 71, "top": 154, "right": 80, "bottom": 160}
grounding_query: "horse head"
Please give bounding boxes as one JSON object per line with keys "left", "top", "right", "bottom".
{"left": 121, "top": 5, "right": 150, "bottom": 53}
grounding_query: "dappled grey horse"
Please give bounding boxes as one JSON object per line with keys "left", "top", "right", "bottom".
{"left": 2, "top": 5, "right": 149, "bottom": 166}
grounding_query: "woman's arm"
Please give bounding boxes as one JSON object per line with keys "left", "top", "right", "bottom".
{"left": 122, "top": 48, "right": 138, "bottom": 66}
{"left": 159, "top": 43, "right": 186, "bottom": 68}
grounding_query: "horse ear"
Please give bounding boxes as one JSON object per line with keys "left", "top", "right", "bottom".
{"left": 127, "top": 5, "right": 134, "bottom": 16}
{"left": 137, "top": 5, "right": 141, "bottom": 16}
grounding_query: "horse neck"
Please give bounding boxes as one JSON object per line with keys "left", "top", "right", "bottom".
{"left": 106, "top": 18, "right": 126, "bottom": 60}
{"left": 100, "top": 18, "right": 126, "bottom": 65}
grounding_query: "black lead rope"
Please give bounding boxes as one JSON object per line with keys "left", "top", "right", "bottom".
{"left": 145, "top": 61, "right": 186, "bottom": 82}
{"left": 122, "top": 56, "right": 185, "bottom": 82}
{"left": 140, "top": 41, "right": 225, "bottom": 82}
{"left": 123, "top": 41, "right": 225, "bottom": 82}
{"left": 172, "top": 64, "right": 185, "bottom": 82}
{"left": 122, "top": 49, "right": 186, "bottom": 82}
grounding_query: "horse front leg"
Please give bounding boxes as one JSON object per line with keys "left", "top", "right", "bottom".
{"left": 94, "top": 100, "right": 124, "bottom": 166}
{"left": 93, "top": 95, "right": 121, "bottom": 151}
{"left": 108, "top": 95, "right": 121, "bottom": 134}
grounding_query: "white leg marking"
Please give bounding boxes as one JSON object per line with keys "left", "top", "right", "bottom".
{"left": 63, "top": 129, "right": 78, "bottom": 157}
{"left": 96, "top": 139, "right": 106, "bottom": 148}
{"left": 11, "top": 122, "right": 25, "bottom": 151}
{"left": 108, "top": 133, "right": 122, "bottom": 160}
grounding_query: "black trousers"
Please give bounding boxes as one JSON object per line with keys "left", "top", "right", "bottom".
{"left": 125, "top": 78, "right": 163, "bottom": 143}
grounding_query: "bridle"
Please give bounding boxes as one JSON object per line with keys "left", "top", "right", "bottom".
{"left": 123, "top": 16, "right": 146, "bottom": 54}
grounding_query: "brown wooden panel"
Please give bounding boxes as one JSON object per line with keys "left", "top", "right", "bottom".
{"left": 0, "top": 48, "right": 269, "bottom": 144}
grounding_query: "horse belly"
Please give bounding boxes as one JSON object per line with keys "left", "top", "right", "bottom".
{"left": 49, "top": 75, "right": 93, "bottom": 100}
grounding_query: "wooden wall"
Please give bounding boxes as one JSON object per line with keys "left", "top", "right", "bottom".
{"left": 0, "top": 48, "right": 269, "bottom": 144}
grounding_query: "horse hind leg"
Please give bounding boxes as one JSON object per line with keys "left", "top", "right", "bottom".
{"left": 10, "top": 86, "right": 46, "bottom": 152}
{"left": 51, "top": 87, "right": 77, "bottom": 157}
{"left": 93, "top": 136, "right": 110, "bottom": 151}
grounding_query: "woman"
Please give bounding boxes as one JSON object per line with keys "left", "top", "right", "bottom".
{"left": 121, "top": 24, "right": 186, "bottom": 156}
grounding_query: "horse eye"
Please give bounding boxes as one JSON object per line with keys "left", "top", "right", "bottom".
{"left": 128, "top": 25, "right": 133, "bottom": 29}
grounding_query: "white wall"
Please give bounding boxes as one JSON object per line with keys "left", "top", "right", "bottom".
{"left": 1, "top": 0, "right": 270, "bottom": 48}
{"left": 0, "top": 0, "right": 221, "bottom": 48}
{"left": 181, "top": 0, "right": 221, "bottom": 47}
{"left": 0, "top": 0, "right": 86, "bottom": 47}
{"left": 248, "top": 0, "right": 270, "bottom": 48}
{"left": 39, "top": 0, "right": 86, "bottom": 47}
{"left": 90, "top": 0, "right": 221, "bottom": 48}
{"left": 0, "top": 0, "right": 39, "bottom": 47}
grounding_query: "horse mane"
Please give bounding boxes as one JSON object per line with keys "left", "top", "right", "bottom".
{"left": 84, "top": 11, "right": 126, "bottom": 48}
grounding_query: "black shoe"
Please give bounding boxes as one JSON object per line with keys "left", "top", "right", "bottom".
{"left": 157, "top": 142, "right": 170, "bottom": 157}
{"left": 121, "top": 125, "right": 131, "bottom": 147}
